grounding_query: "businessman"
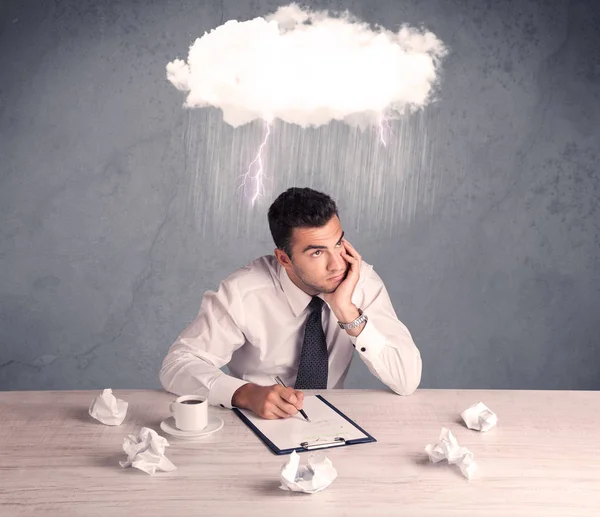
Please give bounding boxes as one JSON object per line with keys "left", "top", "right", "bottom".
{"left": 160, "top": 187, "right": 422, "bottom": 419}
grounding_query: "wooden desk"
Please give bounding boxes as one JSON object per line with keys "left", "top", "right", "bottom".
{"left": 0, "top": 389, "right": 598, "bottom": 516}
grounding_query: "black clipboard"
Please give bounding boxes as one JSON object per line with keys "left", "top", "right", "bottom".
{"left": 233, "top": 395, "right": 377, "bottom": 455}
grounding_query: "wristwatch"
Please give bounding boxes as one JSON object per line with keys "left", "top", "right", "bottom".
{"left": 337, "top": 308, "right": 368, "bottom": 330}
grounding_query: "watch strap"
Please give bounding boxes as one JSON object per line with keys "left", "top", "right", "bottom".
{"left": 337, "top": 308, "right": 368, "bottom": 330}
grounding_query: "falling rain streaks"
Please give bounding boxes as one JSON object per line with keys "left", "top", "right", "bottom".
{"left": 183, "top": 108, "right": 441, "bottom": 240}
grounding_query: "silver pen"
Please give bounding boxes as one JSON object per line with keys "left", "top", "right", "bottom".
{"left": 274, "top": 376, "right": 311, "bottom": 422}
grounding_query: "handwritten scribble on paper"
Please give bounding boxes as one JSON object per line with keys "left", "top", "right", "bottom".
{"left": 297, "top": 419, "right": 348, "bottom": 442}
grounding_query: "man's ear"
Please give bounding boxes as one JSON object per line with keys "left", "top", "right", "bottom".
{"left": 274, "top": 248, "right": 292, "bottom": 269}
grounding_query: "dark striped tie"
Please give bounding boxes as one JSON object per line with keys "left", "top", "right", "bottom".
{"left": 294, "top": 296, "right": 328, "bottom": 389}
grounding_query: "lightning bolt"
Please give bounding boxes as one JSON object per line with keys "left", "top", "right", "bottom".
{"left": 239, "top": 120, "right": 271, "bottom": 206}
{"left": 378, "top": 113, "right": 390, "bottom": 147}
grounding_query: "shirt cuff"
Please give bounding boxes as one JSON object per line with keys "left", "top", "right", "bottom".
{"left": 350, "top": 319, "right": 387, "bottom": 360}
{"left": 207, "top": 372, "right": 249, "bottom": 409}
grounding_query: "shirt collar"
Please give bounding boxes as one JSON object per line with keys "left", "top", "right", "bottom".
{"left": 277, "top": 260, "right": 322, "bottom": 318}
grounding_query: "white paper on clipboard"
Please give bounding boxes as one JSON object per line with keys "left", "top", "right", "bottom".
{"left": 236, "top": 395, "right": 370, "bottom": 451}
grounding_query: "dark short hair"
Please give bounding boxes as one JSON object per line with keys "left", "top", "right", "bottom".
{"left": 268, "top": 187, "right": 339, "bottom": 257}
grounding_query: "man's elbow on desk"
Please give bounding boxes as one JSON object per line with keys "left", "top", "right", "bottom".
{"left": 388, "top": 352, "right": 423, "bottom": 396}
{"left": 158, "top": 352, "right": 193, "bottom": 396}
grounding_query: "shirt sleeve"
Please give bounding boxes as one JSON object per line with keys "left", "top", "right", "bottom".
{"left": 159, "top": 279, "right": 249, "bottom": 409}
{"left": 349, "top": 266, "right": 422, "bottom": 395}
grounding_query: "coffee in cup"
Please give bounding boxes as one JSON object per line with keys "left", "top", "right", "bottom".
{"left": 170, "top": 395, "right": 208, "bottom": 431}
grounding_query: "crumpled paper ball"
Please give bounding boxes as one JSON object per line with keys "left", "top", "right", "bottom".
{"left": 461, "top": 402, "right": 498, "bottom": 432}
{"left": 88, "top": 388, "right": 128, "bottom": 426}
{"left": 119, "top": 427, "right": 177, "bottom": 475}
{"left": 425, "top": 427, "right": 477, "bottom": 480}
{"left": 279, "top": 450, "right": 337, "bottom": 493}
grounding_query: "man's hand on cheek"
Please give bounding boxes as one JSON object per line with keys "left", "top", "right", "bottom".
{"left": 323, "top": 239, "right": 362, "bottom": 320}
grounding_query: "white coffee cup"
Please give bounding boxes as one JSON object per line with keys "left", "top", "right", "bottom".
{"left": 170, "top": 395, "right": 208, "bottom": 431}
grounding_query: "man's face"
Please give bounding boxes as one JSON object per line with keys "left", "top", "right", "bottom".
{"left": 280, "top": 215, "right": 349, "bottom": 295}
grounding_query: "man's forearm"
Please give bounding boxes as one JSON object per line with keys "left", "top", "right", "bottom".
{"left": 352, "top": 320, "right": 422, "bottom": 395}
{"left": 159, "top": 344, "right": 248, "bottom": 408}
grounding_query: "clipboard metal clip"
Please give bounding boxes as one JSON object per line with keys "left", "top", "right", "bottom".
{"left": 300, "top": 436, "right": 346, "bottom": 450}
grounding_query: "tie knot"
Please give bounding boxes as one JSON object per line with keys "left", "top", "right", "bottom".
{"left": 309, "top": 296, "right": 324, "bottom": 311}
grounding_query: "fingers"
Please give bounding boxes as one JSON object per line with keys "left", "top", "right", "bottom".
{"left": 341, "top": 247, "right": 356, "bottom": 265}
{"left": 279, "top": 387, "right": 304, "bottom": 409}
{"left": 341, "top": 241, "right": 361, "bottom": 276}
{"left": 279, "top": 387, "right": 297, "bottom": 405}
{"left": 272, "top": 398, "right": 299, "bottom": 417}
{"left": 342, "top": 239, "right": 362, "bottom": 261}
{"left": 267, "top": 386, "right": 298, "bottom": 417}
{"left": 264, "top": 403, "right": 291, "bottom": 419}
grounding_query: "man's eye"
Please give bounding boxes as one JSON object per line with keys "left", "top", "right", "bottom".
{"left": 335, "top": 241, "right": 342, "bottom": 247}
{"left": 313, "top": 250, "right": 322, "bottom": 257}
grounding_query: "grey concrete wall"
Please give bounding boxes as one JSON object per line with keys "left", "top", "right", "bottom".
{"left": 1, "top": 0, "right": 599, "bottom": 391}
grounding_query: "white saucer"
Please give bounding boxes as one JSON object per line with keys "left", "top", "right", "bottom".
{"left": 160, "top": 415, "right": 224, "bottom": 440}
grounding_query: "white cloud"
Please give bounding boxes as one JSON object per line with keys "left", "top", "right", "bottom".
{"left": 166, "top": 3, "right": 447, "bottom": 127}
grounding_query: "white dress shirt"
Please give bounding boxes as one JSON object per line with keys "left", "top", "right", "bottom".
{"left": 159, "top": 255, "right": 422, "bottom": 408}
